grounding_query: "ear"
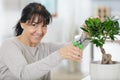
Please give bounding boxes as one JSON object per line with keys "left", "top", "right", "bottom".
{"left": 20, "top": 22, "right": 26, "bottom": 29}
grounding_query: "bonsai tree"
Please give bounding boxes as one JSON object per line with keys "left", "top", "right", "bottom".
{"left": 81, "top": 17, "right": 120, "bottom": 64}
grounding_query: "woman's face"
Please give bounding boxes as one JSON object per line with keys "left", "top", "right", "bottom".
{"left": 20, "top": 17, "right": 47, "bottom": 47}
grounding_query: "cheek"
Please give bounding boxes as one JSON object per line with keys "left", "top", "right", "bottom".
{"left": 43, "top": 28, "right": 47, "bottom": 34}
{"left": 25, "top": 28, "right": 35, "bottom": 36}
{"left": 29, "top": 29, "right": 35, "bottom": 33}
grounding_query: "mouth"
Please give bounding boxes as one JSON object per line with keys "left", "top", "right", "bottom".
{"left": 31, "top": 32, "right": 45, "bottom": 42}
{"left": 32, "top": 35, "right": 42, "bottom": 40}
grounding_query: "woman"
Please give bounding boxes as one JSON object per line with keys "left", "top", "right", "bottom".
{"left": 0, "top": 2, "right": 82, "bottom": 80}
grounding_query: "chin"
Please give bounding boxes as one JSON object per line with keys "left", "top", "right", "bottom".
{"left": 32, "top": 39, "right": 41, "bottom": 44}
{"left": 31, "top": 36, "right": 43, "bottom": 44}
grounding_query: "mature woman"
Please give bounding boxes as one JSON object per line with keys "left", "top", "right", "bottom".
{"left": 0, "top": 2, "right": 82, "bottom": 80}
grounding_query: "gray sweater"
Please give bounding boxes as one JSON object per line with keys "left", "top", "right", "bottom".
{"left": 0, "top": 37, "right": 63, "bottom": 80}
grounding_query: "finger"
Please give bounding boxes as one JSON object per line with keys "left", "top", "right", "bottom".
{"left": 66, "top": 52, "right": 80, "bottom": 60}
{"left": 82, "top": 24, "right": 87, "bottom": 27}
{"left": 95, "top": 16, "right": 100, "bottom": 18}
{"left": 70, "top": 52, "right": 82, "bottom": 60}
{"left": 71, "top": 50, "right": 82, "bottom": 58}
{"left": 71, "top": 47, "right": 83, "bottom": 57}
{"left": 67, "top": 55, "right": 81, "bottom": 62}
{"left": 64, "top": 54, "right": 74, "bottom": 60}
{"left": 72, "top": 46, "right": 81, "bottom": 52}
{"left": 70, "top": 53, "right": 80, "bottom": 59}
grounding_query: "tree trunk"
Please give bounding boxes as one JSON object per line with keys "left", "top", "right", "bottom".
{"left": 100, "top": 47, "right": 113, "bottom": 64}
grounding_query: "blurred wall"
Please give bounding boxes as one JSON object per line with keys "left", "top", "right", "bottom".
{"left": 0, "top": 0, "right": 20, "bottom": 43}
{"left": 43, "top": 0, "right": 91, "bottom": 43}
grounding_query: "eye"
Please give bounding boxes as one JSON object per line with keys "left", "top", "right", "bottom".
{"left": 42, "top": 25, "right": 47, "bottom": 27}
{"left": 32, "top": 22, "right": 37, "bottom": 27}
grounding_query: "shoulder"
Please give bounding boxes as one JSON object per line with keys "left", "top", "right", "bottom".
{"left": 0, "top": 37, "right": 19, "bottom": 50}
{"left": 1, "top": 37, "right": 16, "bottom": 45}
{"left": 0, "top": 37, "right": 21, "bottom": 56}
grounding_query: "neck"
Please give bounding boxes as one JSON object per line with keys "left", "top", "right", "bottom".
{"left": 17, "top": 35, "right": 37, "bottom": 47}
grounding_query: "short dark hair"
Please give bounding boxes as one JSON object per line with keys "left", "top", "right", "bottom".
{"left": 14, "top": 2, "right": 52, "bottom": 36}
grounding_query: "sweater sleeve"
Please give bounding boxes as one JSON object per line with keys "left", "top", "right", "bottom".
{"left": 0, "top": 40, "right": 62, "bottom": 80}
{"left": 48, "top": 43, "right": 65, "bottom": 53}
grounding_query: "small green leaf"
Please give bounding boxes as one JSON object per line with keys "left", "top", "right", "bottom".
{"left": 80, "top": 27, "right": 89, "bottom": 33}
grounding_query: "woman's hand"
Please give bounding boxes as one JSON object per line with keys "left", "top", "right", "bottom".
{"left": 58, "top": 44, "right": 82, "bottom": 62}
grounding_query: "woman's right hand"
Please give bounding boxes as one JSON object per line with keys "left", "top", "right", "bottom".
{"left": 58, "top": 44, "right": 82, "bottom": 62}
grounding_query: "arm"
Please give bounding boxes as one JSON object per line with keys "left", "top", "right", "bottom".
{"left": 48, "top": 43, "right": 65, "bottom": 53}
{"left": 0, "top": 41, "right": 62, "bottom": 80}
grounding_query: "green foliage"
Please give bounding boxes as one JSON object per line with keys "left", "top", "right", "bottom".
{"left": 81, "top": 17, "right": 120, "bottom": 47}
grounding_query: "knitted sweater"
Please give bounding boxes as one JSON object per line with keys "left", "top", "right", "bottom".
{"left": 0, "top": 37, "right": 63, "bottom": 80}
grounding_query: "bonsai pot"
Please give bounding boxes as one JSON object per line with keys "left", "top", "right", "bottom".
{"left": 90, "top": 61, "right": 120, "bottom": 80}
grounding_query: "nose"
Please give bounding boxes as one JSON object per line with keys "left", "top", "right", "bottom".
{"left": 35, "top": 26, "right": 43, "bottom": 34}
